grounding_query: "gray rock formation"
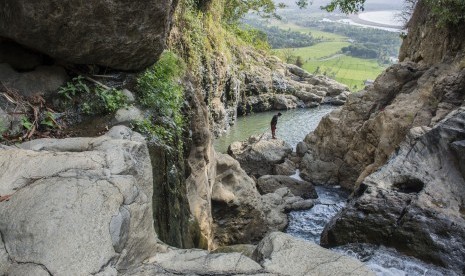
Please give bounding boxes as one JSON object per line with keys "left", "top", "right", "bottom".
{"left": 212, "top": 153, "right": 314, "bottom": 246}
{"left": 300, "top": 59, "right": 465, "bottom": 189}
{"left": 298, "top": 3, "right": 465, "bottom": 273}
{"left": 253, "top": 232, "right": 375, "bottom": 276}
{"left": 0, "top": 0, "right": 177, "bottom": 70}
{"left": 321, "top": 108, "right": 465, "bottom": 273}
{"left": 299, "top": 1, "right": 465, "bottom": 191}
{"left": 0, "top": 126, "right": 157, "bottom": 275}
{"left": 212, "top": 153, "right": 268, "bottom": 245}
{"left": 257, "top": 175, "right": 318, "bottom": 199}
{"left": 274, "top": 158, "right": 297, "bottom": 175}
{"left": 125, "top": 233, "right": 374, "bottom": 275}
{"left": 0, "top": 63, "right": 68, "bottom": 97}
{"left": 228, "top": 133, "right": 292, "bottom": 178}
{"left": 238, "top": 63, "right": 349, "bottom": 116}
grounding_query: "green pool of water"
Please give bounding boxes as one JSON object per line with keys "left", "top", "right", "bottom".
{"left": 214, "top": 106, "right": 337, "bottom": 153}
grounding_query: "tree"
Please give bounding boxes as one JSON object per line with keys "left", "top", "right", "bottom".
{"left": 281, "top": 48, "right": 296, "bottom": 64}
{"left": 223, "top": 0, "right": 282, "bottom": 24}
{"left": 295, "top": 56, "right": 304, "bottom": 68}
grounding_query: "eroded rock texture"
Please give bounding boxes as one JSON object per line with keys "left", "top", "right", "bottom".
{"left": 0, "top": 126, "right": 157, "bottom": 275}
{"left": 321, "top": 108, "right": 465, "bottom": 273}
{"left": 228, "top": 133, "right": 292, "bottom": 178}
{"left": 0, "top": 0, "right": 177, "bottom": 70}
{"left": 299, "top": 2, "right": 465, "bottom": 273}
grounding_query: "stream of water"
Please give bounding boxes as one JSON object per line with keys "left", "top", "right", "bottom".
{"left": 213, "top": 106, "right": 458, "bottom": 276}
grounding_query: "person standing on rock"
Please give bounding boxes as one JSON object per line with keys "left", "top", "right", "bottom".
{"left": 270, "top": 112, "right": 282, "bottom": 139}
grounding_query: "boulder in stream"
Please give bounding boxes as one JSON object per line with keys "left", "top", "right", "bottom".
{"left": 253, "top": 232, "right": 375, "bottom": 276}
{"left": 228, "top": 133, "right": 292, "bottom": 178}
{"left": 257, "top": 175, "right": 318, "bottom": 199}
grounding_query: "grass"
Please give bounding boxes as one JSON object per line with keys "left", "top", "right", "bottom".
{"left": 267, "top": 20, "right": 347, "bottom": 41}
{"left": 280, "top": 41, "right": 351, "bottom": 59}
{"left": 270, "top": 25, "right": 386, "bottom": 91}
{"left": 304, "top": 55, "right": 384, "bottom": 90}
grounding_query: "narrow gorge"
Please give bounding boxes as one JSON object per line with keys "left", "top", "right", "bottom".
{"left": 0, "top": 0, "right": 464, "bottom": 275}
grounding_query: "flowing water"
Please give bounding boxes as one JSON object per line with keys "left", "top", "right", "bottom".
{"left": 214, "top": 106, "right": 458, "bottom": 276}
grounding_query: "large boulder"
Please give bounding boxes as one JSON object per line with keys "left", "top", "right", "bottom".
{"left": 212, "top": 153, "right": 268, "bottom": 245}
{"left": 0, "top": 126, "right": 158, "bottom": 275}
{"left": 212, "top": 153, "right": 313, "bottom": 246}
{"left": 228, "top": 133, "right": 292, "bottom": 178}
{"left": 253, "top": 232, "right": 375, "bottom": 276}
{"left": 257, "top": 175, "right": 318, "bottom": 199}
{"left": 0, "top": 0, "right": 177, "bottom": 70}
{"left": 321, "top": 108, "right": 465, "bottom": 273}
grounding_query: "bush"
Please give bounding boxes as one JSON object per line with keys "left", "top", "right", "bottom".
{"left": 136, "top": 51, "right": 186, "bottom": 147}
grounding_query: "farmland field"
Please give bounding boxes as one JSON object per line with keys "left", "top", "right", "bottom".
{"left": 267, "top": 20, "right": 346, "bottom": 41}
{"left": 272, "top": 28, "right": 386, "bottom": 91}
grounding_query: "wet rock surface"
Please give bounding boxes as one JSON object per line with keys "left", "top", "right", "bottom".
{"left": 321, "top": 108, "right": 465, "bottom": 273}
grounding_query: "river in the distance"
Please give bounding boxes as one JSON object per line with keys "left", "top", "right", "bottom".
{"left": 214, "top": 106, "right": 458, "bottom": 276}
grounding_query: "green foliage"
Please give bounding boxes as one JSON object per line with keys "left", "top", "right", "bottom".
{"left": 95, "top": 87, "right": 127, "bottom": 113}
{"left": 58, "top": 76, "right": 89, "bottom": 100}
{"left": 136, "top": 51, "right": 186, "bottom": 148}
{"left": 59, "top": 76, "right": 127, "bottom": 115}
{"left": 40, "top": 111, "right": 58, "bottom": 128}
{"left": 223, "top": 0, "right": 280, "bottom": 24}
{"left": 242, "top": 19, "right": 319, "bottom": 49}
{"left": 229, "top": 26, "right": 271, "bottom": 51}
{"left": 295, "top": 56, "right": 304, "bottom": 67}
{"left": 137, "top": 51, "right": 185, "bottom": 124}
{"left": 320, "top": 0, "right": 366, "bottom": 13}
{"left": 20, "top": 116, "right": 33, "bottom": 131}
{"left": 424, "top": 0, "right": 465, "bottom": 26}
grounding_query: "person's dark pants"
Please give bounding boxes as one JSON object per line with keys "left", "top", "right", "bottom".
{"left": 271, "top": 124, "right": 276, "bottom": 138}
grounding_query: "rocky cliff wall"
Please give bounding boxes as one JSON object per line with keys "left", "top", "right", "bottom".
{"left": 298, "top": 0, "right": 465, "bottom": 272}
{"left": 300, "top": 3, "right": 465, "bottom": 189}
{"left": 399, "top": 1, "right": 465, "bottom": 66}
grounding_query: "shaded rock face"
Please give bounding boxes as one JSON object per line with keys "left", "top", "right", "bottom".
{"left": 212, "top": 153, "right": 268, "bottom": 245}
{"left": 0, "top": 126, "right": 158, "bottom": 275}
{"left": 184, "top": 80, "right": 217, "bottom": 250}
{"left": 0, "top": 0, "right": 177, "bottom": 70}
{"left": 228, "top": 133, "right": 293, "bottom": 178}
{"left": 0, "top": 63, "right": 67, "bottom": 97}
{"left": 321, "top": 108, "right": 465, "bottom": 273}
{"left": 399, "top": 1, "right": 465, "bottom": 66}
{"left": 149, "top": 141, "right": 196, "bottom": 249}
{"left": 253, "top": 232, "right": 375, "bottom": 276}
